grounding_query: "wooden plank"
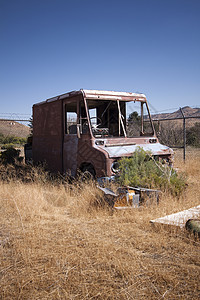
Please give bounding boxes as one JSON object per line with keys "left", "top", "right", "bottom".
{"left": 150, "top": 205, "right": 200, "bottom": 228}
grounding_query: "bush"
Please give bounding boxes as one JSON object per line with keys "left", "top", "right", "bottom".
{"left": 118, "top": 147, "right": 186, "bottom": 197}
{"left": 0, "top": 147, "right": 23, "bottom": 165}
{"left": 0, "top": 132, "right": 27, "bottom": 146}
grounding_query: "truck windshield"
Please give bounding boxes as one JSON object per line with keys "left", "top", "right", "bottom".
{"left": 86, "top": 99, "right": 154, "bottom": 138}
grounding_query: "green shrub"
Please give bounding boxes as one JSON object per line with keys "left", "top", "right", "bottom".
{"left": 118, "top": 147, "right": 186, "bottom": 197}
{"left": 0, "top": 132, "right": 27, "bottom": 146}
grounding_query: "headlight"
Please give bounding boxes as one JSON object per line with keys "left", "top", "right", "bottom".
{"left": 111, "top": 161, "right": 120, "bottom": 173}
{"left": 149, "top": 138, "right": 157, "bottom": 143}
{"left": 95, "top": 140, "right": 104, "bottom": 145}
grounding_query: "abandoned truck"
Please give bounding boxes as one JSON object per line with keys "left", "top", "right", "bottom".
{"left": 28, "top": 89, "right": 173, "bottom": 177}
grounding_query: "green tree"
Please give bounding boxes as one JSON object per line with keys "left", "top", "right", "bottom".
{"left": 128, "top": 111, "right": 140, "bottom": 122}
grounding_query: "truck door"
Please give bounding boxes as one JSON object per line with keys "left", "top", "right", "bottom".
{"left": 62, "top": 99, "right": 79, "bottom": 176}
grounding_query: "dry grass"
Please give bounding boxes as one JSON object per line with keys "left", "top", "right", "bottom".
{"left": 0, "top": 149, "right": 200, "bottom": 299}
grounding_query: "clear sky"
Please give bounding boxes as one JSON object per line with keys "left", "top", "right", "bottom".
{"left": 0, "top": 0, "right": 200, "bottom": 116}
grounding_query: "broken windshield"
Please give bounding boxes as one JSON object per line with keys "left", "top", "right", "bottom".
{"left": 86, "top": 99, "right": 154, "bottom": 138}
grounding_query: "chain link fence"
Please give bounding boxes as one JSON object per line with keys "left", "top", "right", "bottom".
{"left": 151, "top": 109, "right": 200, "bottom": 160}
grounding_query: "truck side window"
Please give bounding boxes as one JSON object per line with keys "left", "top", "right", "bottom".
{"left": 65, "top": 104, "right": 77, "bottom": 134}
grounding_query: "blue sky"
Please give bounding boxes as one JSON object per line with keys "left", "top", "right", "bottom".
{"left": 0, "top": 0, "right": 200, "bottom": 116}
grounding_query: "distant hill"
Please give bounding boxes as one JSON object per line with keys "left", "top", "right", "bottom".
{"left": 0, "top": 120, "right": 30, "bottom": 138}
{"left": 151, "top": 106, "right": 200, "bottom": 120}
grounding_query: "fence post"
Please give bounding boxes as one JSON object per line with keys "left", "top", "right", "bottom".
{"left": 180, "top": 107, "right": 186, "bottom": 161}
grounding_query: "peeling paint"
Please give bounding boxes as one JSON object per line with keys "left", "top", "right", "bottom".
{"left": 99, "top": 142, "right": 172, "bottom": 158}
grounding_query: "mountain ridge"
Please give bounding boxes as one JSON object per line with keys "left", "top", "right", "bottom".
{"left": 151, "top": 106, "right": 200, "bottom": 120}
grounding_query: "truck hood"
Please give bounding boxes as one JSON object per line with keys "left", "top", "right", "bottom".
{"left": 102, "top": 142, "right": 173, "bottom": 158}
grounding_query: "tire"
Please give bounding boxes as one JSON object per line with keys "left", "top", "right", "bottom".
{"left": 79, "top": 163, "right": 96, "bottom": 181}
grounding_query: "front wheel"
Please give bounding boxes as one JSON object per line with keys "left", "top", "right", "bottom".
{"left": 79, "top": 163, "right": 96, "bottom": 181}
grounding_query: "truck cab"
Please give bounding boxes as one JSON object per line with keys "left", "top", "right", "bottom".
{"left": 31, "top": 89, "right": 173, "bottom": 177}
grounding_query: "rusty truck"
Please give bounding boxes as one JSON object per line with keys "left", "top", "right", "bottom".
{"left": 28, "top": 89, "right": 173, "bottom": 178}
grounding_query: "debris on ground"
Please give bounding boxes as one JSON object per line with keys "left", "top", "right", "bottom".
{"left": 97, "top": 185, "right": 160, "bottom": 209}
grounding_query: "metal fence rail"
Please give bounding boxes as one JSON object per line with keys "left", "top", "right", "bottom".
{"left": 0, "top": 119, "right": 30, "bottom": 122}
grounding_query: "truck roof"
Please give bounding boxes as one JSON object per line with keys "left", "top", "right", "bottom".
{"left": 34, "top": 89, "right": 147, "bottom": 106}
{"left": 83, "top": 90, "right": 147, "bottom": 102}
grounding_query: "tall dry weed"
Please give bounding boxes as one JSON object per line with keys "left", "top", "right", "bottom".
{"left": 0, "top": 149, "right": 200, "bottom": 299}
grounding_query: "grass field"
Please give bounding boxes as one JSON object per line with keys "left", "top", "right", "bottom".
{"left": 0, "top": 148, "right": 200, "bottom": 299}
